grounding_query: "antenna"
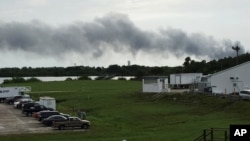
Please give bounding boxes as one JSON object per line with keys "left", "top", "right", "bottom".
{"left": 232, "top": 43, "right": 240, "bottom": 65}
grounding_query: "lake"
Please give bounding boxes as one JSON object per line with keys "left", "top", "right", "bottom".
{"left": 0, "top": 76, "right": 135, "bottom": 84}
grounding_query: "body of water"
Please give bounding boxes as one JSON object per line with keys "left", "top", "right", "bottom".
{"left": 0, "top": 76, "right": 135, "bottom": 84}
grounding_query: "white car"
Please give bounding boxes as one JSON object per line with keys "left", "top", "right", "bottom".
{"left": 14, "top": 98, "right": 33, "bottom": 108}
{"left": 239, "top": 89, "right": 250, "bottom": 100}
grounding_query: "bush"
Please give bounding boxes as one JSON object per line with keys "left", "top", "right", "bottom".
{"left": 2, "top": 79, "right": 12, "bottom": 84}
{"left": 77, "top": 76, "right": 91, "bottom": 80}
{"left": 2, "top": 77, "right": 41, "bottom": 84}
{"left": 65, "top": 77, "right": 73, "bottom": 81}
{"left": 26, "top": 77, "right": 41, "bottom": 82}
{"left": 94, "top": 76, "right": 113, "bottom": 80}
{"left": 118, "top": 77, "right": 127, "bottom": 80}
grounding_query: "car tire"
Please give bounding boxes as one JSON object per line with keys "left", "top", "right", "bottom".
{"left": 48, "top": 122, "right": 52, "bottom": 126}
{"left": 59, "top": 125, "right": 65, "bottom": 130}
{"left": 81, "top": 124, "right": 89, "bottom": 129}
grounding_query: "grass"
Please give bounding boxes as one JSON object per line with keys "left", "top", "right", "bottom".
{"left": 1, "top": 80, "right": 250, "bottom": 141}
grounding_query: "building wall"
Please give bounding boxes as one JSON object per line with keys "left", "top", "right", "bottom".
{"left": 142, "top": 78, "right": 169, "bottom": 93}
{"left": 210, "top": 62, "right": 250, "bottom": 94}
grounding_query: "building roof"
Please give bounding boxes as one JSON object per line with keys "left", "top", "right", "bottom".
{"left": 210, "top": 61, "right": 250, "bottom": 77}
{"left": 143, "top": 76, "right": 168, "bottom": 79}
{"left": 170, "top": 73, "right": 202, "bottom": 75}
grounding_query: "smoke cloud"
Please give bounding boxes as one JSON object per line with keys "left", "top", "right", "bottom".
{"left": 0, "top": 13, "right": 245, "bottom": 61}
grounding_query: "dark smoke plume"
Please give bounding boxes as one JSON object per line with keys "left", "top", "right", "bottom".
{"left": 0, "top": 13, "right": 245, "bottom": 60}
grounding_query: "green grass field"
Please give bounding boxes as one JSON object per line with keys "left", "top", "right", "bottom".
{"left": 1, "top": 80, "right": 250, "bottom": 141}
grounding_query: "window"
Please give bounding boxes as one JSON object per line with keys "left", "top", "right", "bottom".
{"left": 201, "top": 77, "right": 207, "bottom": 82}
{"left": 240, "top": 91, "right": 250, "bottom": 95}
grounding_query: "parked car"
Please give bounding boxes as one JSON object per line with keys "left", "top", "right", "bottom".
{"left": 33, "top": 111, "right": 40, "bottom": 119}
{"left": 14, "top": 98, "right": 33, "bottom": 109}
{"left": 38, "top": 111, "right": 60, "bottom": 121}
{"left": 33, "top": 110, "right": 50, "bottom": 119}
{"left": 239, "top": 89, "right": 250, "bottom": 100}
{"left": 22, "top": 102, "right": 40, "bottom": 111}
{"left": 60, "top": 113, "right": 70, "bottom": 118}
{"left": 5, "top": 95, "right": 30, "bottom": 104}
{"left": 52, "top": 116, "right": 90, "bottom": 130}
{"left": 42, "top": 115, "right": 68, "bottom": 126}
{"left": 22, "top": 104, "right": 54, "bottom": 117}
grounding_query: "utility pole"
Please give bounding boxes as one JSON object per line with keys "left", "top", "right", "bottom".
{"left": 232, "top": 45, "right": 240, "bottom": 65}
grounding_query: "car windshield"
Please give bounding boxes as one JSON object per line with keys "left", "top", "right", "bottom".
{"left": 240, "top": 90, "right": 250, "bottom": 94}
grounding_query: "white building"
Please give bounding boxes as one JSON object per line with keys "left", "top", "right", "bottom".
{"left": 142, "top": 76, "right": 170, "bottom": 93}
{"left": 200, "top": 61, "right": 250, "bottom": 94}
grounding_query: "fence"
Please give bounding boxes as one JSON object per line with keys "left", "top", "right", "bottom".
{"left": 194, "top": 128, "right": 229, "bottom": 141}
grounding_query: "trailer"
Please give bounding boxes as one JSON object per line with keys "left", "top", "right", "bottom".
{"left": 0, "top": 86, "right": 31, "bottom": 102}
{"left": 39, "top": 96, "right": 56, "bottom": 110}
{"left": 170, "top": 73, "right": 202, "bottom": 89}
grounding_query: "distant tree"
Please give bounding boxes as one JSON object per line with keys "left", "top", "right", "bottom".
{"left": 150, "top": 67, "right": 164, "bottom": 75}
{"left": 2, "top": 79, "right": 11, "bottom": 84}
{"left": 0, "top": 53, "right": 250, "bottom": 77}
{"left": 26, "top": 77, "right": 41, "bottom": 82}
{"left": 2, "top": 77, "right": 25, "bottom": 84}
{"left": 11, "top": 77, "right": 26, "bottom": 83}
{"left": 107, "top": 65, "right": 122, "bottom": 75}
{"left": 183, "top": 57, "right": 191, "bottom": 67}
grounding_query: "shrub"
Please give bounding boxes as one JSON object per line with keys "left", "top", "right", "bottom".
{"left": 26, "top": 77, "right": 41, "bottom": 82}
{"left": 65, "top": 77, "right": 73, "bottom": 81}
{"left": 77, "top": 76, "right": 91, "bottom": 80}
{"left": 118, "top": 77, "right": 127, "bottom": 80}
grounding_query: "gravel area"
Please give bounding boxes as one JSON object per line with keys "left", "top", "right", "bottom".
{"left": 0, "top": 103, "right": 53, "bottom": 135}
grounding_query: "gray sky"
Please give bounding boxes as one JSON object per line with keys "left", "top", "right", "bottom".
{"left": 0, "top": 0, "right": 249, "bottom": 68}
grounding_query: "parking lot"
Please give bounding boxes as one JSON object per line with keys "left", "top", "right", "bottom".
{"left": 0, "top": 103, "right": 53, "bottom": 135}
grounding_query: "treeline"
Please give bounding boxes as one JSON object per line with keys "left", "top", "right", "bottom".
{"left": 2, "top": 77, "right": 42, "bottom": 84}
{"left": 0, "top": 53, "right": 250, "bottom": 78}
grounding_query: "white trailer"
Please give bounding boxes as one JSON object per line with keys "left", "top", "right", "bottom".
{"left": 170, "top": 73, "right": 202, "bottom": 88}
{"left": 0, "top": 86, "right": 31, "bottom": 102}
{"left": 39, "top": 96, "right": 56, "bottom": 110}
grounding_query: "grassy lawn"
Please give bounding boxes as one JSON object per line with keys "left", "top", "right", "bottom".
{"left": 1, "top": 80, "right": 250, "bottom": 141}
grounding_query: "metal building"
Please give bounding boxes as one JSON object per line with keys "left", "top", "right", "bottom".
{"left": 199, "top": 61, "right": 250, "bottom": 94}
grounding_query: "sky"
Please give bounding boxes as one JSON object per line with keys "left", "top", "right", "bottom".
{"left": 0, "top": 0, "right": 249, "bottom": 68}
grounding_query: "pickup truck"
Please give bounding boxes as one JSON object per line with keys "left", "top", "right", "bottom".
{"left": 22, "top": 105, "right": 53, "bottom": 116}
{"left": 52, "top": 117, "right": 90, "bottom": 130}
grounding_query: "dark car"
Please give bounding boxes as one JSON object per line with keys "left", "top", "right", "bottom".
{"left": 5, "top": 94, "right": 30, "bottom": 104}
{"left": 22, "top": 102, "right": 40, "bottom": 111}
{"left": 38, "top": 111, "right": 60, "bottom": 121}
{"left": 22, "top": 104, "right": 53, "bottom": 116}
{"left": 5, "top": 95, "right": 23, "bottom": 104}
{"left": 42, "top": 115, "right": 68, "bottom": 126}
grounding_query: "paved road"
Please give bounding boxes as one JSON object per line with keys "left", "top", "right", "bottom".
{"left": 0, "top": 103, "right": 53, "bottom": 135}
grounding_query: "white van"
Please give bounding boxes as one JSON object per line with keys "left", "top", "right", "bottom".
{"left": 239, "top": 89, "right": 250, "bottom": 100}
